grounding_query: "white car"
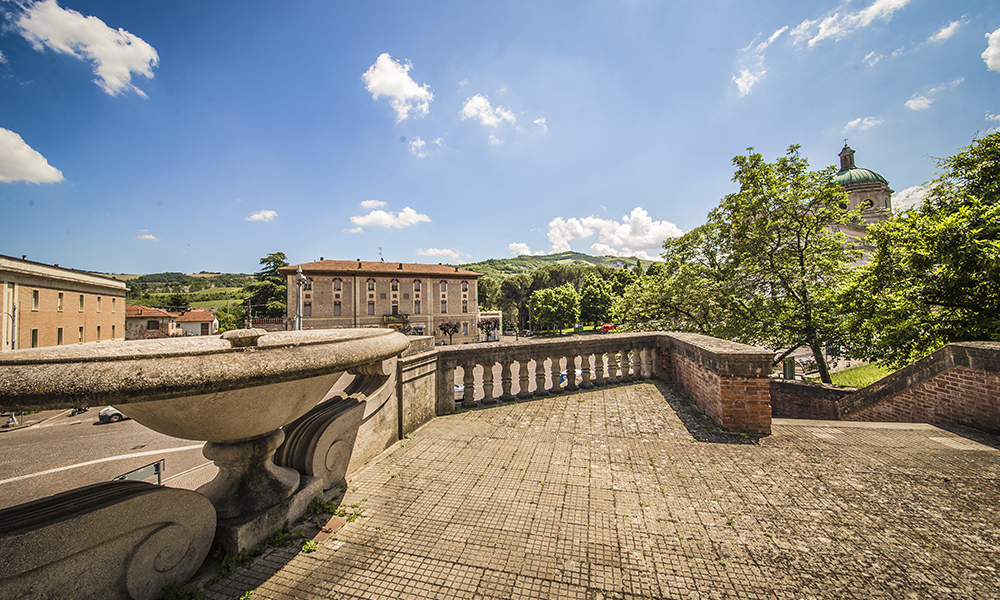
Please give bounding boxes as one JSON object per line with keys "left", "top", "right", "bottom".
{"left": 98, "top": 406, "right": 126, "bottom": 423}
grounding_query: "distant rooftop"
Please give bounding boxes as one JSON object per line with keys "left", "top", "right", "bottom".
{"left": 281, "top": 259, "right": 482, "bottom": 277}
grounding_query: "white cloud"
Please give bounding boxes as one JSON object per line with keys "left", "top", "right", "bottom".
{"left": 590, "top": 244, "right": 659, "bottom": 261}
{"left": 360, "top": 199, "right": 387, "bottom": 209}
{"left": 408, "top": 136, "right": 444, "bottom": 158}
{"left": 0, "top": 50, "right": 6, "bottom": 64}
{"left": 347, "top": 227, "right": 363, "bottom": 234}
{"left": 0, "top": 127, "right": 64, "bottom": 183}
{"left": 801, "top": 0, "right": 912, "bottom": 47}
{"left": 985, "top": 28, "right": 1000, "bottom": 72}
{"left": 543, "top": 207, "right": 683, "bottom": 256}
{"left": 17, "top": 0, "right": 158, "bottom": 97}
{"left": 864, "top": 51, "right": 884, "bottom": 67}
{"left": 928, "top": 20, "right": 962, "bottom": 43}
{"left": 987, "top": 113, "right": 1000, "bottom": 122}
{"left": 246, "top": 209, "right": 277, "bottom": 222}
{"left": 893, "top": 185, "right": 928, "bottom": 211}
{"left": 905, "top": 95, "right": 932, "bottom": 110}
{"left": 416, "top": 248, "right": 463, "bottom": 261}
{"left": 350, "top": 206, "right": 430, "bottom": 229}
{"left": 458, "top": 79, "right": 469, "bottom": 87}
{"left": 461, "top": 94, "right": 516, "bottom": 128}
{"left": 731, "top": 26, "right": 787, "bottom": 97}
{"left": 134, "top": 233, "right": 158, "bottom": 241}
{"left": 534, "top": 117, "right": 547, "bottom": 132}
{"left": 508, "top": 243, "right": 532, "bottom": 256}
{"left": 844, "top": 116, "right": 883, "bottom": 132}
{"left": 362, "top": 53, "right": 433, "bottom": 122}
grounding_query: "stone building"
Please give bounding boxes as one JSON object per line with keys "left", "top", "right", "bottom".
{"left": 125, "top": 305, "right": 180, "bottom": 339}
{"left": 831, "top": 144, "right": 894, "bottom": 263}
{"left": 280, "top": 259, "right": 483, "bottom": 345}
{"left": 1, "top": 254, "right": 127, "bottom": 351}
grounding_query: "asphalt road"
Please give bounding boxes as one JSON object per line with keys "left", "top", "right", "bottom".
{"left": 0, "top": 409, "right": 209, "bottom": 510}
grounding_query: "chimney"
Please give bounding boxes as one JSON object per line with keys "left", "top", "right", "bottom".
{"left": 22, "top": 255, "right": 26, "bottom": 260}
{"left": 454, "top": 266, "right": 458, "bottom": 272}
{"left": 320, "top": 256, "right": 324, "bottom": 261}
{"left": 398, "top": 262, "right": 403, "bottom": 269}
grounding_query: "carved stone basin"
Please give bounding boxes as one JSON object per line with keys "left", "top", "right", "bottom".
{"left": 0, "top": 328, "right": 409, "bottom": 520}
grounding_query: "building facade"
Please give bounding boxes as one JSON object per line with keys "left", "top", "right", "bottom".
{"left": 280, "top": 260, "right": 483, "bottom": 345}
{"left": 832, "top": 145, "right": 894, "bottom": 264}
{"left": 125, "top": 305, "right": 181, "bottom": 339}
{"left": 1, "top": 255, "right": 127, "bottom": 351}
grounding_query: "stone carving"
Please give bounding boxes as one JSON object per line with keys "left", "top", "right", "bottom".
{"left": 0, "top": 481, "right": 215, "bottom": 600}
{"left": 276, "top": 358, "right": 397, "bottom": 490}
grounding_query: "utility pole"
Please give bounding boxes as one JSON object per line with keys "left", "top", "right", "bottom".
{"left": 294, "top": 265, "right": 306, "bottom": 331}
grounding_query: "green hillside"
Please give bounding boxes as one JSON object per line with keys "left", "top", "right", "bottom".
{"left": 459, "top": 251, "right": 638, "bottom": 278}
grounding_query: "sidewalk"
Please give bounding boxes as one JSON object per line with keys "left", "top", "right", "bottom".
{"left": 0, "top": 409, "right": 69, "bottom": 432}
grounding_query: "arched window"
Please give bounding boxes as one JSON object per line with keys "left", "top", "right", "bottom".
{"left": 333, "top": 278, "right": 342, "bottom": 291}
{"left": 440, "top": 280, "right": 447, "bottom": 292}
{"left": 391, "top": 279, "right": 398, "bottom": 291}
{"left": 462, "top": 300, "right": 468, "bottom": 313}
{"left": 461, "top": 281, "right": 468, "bottom": 292}
{"left": 862, "top": 199, "right": 874, "bottom": 209}
{"left": 413, "top": 279, "right": 421, "bottom": 291}
{"left": 367, "top": 278, "right": 375, "bottom": 291}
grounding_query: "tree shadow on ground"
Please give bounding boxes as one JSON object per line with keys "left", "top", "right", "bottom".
{"left": 933, "top": 423, "right": 1000, "bottom": 451}
{"left": 652, "top": 380, "right": 768, "bottom": 445}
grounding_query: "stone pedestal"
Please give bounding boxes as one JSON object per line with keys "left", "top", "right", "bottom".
{"left": 213, "top": 476, "right": 324, "bottom": 555}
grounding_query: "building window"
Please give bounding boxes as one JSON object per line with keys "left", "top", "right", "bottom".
{"left": 441, "top": 301, "right": 447, "bottom": 313}
{"left": 111, "top": 325, "right": 115, "bottom": 339}
{"left": 96, "top": 326, "right": 101, "bottom": 341}
{"left": 334, "top": 301, "right": 341, "bottom": 317}
{"left": 367, "top": 301, "right": 375, "bottom": 316}
{"left": 367, "top": 279, "right": 375, "bottom": 291}
{"left": 462, "top": 300, "right": 468, "bottom": 313}
{"left": 391, "top": 303, "right": 398, "bottom": 316}
{"left": 58, "top": 293, "right": 64, "bottom": 312}
{"left": 57, "top": 328, "right": 63, "bottom": 345}
{"left": 303, "top": 279, "right": 312, "bottom": 291}
{"left": 379, "top": 293, "right": 387, "bottom": 300}
{"left": 201, "top": 323, "right": 210, "bottom": 335}
{"left": 391, "top": 279, "right": 398, "bottom": 291}
{"left": 79, "top": 295, "right": 84, "bottom": 312}
{"left": 97, "top": 297, "right": 102, "bottom": 313}
{"left": 403, "top": 293, "right": 410, "bottom": 300}
{"left": 78, "top": 327, "right": 84, "bottom": 342}
{"left": 462, "top": 281, "right": 468, "bottom": 292}
{"left": 413, "top": 280, "right": 421, "bottom": 292}
{"left": 112, "top": 298, "right": 116, "bottom": 313}
{"left": 32, "top": 290, "right": 39, "bottom": 311}
{"left": 334, "top": 279, "right": 342, "bottom": 291}
{"left": 31, "top": 329, "right": 38, "bottom": 348}
{"left": 148, "top": 320, "right": 159, "bottom": 330}
{"left": 414, "top": 300, "right": 421, "bottom": 314}
{"left": 440, "top": 281, "right": 447, "bottom": 292}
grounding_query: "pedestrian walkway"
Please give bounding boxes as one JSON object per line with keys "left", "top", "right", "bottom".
{"left": 204, "top": 380, "right": 1000, "bottom": 599}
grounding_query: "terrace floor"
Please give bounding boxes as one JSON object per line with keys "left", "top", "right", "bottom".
{"left": 204, "top": 380, "right": 1000, "bottom": 599}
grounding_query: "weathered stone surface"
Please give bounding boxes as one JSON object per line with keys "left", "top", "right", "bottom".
{"left": 212, "top": 476, "right": 323, "bottom": 555}
{"left": 0, "top": 481, "right": 215, "bottom": 600}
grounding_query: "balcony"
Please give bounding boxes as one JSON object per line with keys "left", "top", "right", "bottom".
{"left": 1, "top": 330, "right": 997, "bottom": 599}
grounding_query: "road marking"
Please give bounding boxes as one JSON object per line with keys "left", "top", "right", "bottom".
{"left": 0, "top": 444, "right": 204, "bottom": 486}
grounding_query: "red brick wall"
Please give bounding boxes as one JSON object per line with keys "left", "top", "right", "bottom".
{"left": 770, "top": 380, "right": 852, "bottom": 420}
{"left": 660, "top": 350, "right": 771, "bottom": 434}
{"left": 844, "top": 366, "right": 1000, "bottom": 432}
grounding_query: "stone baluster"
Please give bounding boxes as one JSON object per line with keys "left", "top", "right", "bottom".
{"left": 517, "top": 360, "right": 532, "bottom": 399}
{"left": 534, "top": 356, "right": 550, "bottom": 397}
{"left": 580, "top": 353, "right": 593, "bottom": 389}
{"left": 619, "top": 348, "right": 632, "bottom": 383}
{"left": 462, "top": 362, "right": 477, "bottom": 408}
{"left": 594, "top": 353, "right": 606, "bottom": 386}
{"left": 441, "top": 363, "right": 457, "bottom": 413}
{"left": 499, "top": 360, "right": 515, "bottom": 401}
{"left": 634, "top": 348, "right": 647, "bottom": 380}
{"left": 482, "top": 361, "right": 497, "bottom": 405}
{"left": 549, "top": 356, "right": 564, "bottom": 395}
{"left": 564, "top": 355, "right": 579, "bottom": 392}
{"left": 607, "top": 351, "right": 619, "bottom": 384}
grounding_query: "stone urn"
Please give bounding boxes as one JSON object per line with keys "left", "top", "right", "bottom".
{"left": 0, "top": 328, "right": 409, "bottom": 521}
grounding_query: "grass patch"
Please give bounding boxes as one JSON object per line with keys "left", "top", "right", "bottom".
{"left": 809, "top": 363, "right": 892, "bottom": 388}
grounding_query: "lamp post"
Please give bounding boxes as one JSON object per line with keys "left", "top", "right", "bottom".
{"left": 294, "top": 265, "right": 307, "bottom": 331}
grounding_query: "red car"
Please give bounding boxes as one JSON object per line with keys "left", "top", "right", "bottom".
{"left": 598, "top": 323, "right": 616, "bottom": 333}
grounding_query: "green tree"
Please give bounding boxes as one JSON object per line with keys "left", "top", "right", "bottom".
{"left": 477, "top": 277, "right": 501, "bottom": 310}
{"left": 500, "top": 274, "right": 533, "bottom": 330}
{"left": 579, "top": 273, "right": 613, "bottom": 326}
{"left": 529, "top": 284, "right": 580, "bottom": 331}
{"left": 244, "top": 252, "right": 288, "bottom": 318}
{"left": 610, "top": 267, "right": 639, "bottom": 296}
{"left": 838, "top": 133, "right": 1000, "bottom": 368}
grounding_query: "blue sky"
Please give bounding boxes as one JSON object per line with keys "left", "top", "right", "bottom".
{"left": 1, "top": 0, "right": 998, "bottom": 274}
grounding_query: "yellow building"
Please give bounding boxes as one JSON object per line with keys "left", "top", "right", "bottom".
{"left": 1, "top": 255, "right": 127, "bottom": 350}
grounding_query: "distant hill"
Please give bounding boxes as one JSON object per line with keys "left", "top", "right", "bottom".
{"left": 459, "top": 251, "right": 639, "bottom": 279}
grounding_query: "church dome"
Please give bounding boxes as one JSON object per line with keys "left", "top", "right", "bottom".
{"left": 833, "top": 167, "right": 888, "bottom": 187}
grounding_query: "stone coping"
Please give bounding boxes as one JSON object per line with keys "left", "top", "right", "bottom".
{"left": 659, "top": 332, "right": 773, "bottom": 378}
{"left": 0, "top": 329, "right": 410, "bottom": 410}
{"left": 837, "top": 341, "right": 1000, "bottom": 417}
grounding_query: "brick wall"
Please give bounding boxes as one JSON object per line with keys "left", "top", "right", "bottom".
{"left": 770, "top": 379, "right": 854, "bottom": 420}
{"left": 843, "top": 365, "right": 1000, "bottom": 432}
{"left": 657, "top": 334, "right": 772, "bottom": 434}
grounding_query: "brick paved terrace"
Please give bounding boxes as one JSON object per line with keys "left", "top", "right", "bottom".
{"left": 204, "top": 381, "right": 1000, "bottom": 599}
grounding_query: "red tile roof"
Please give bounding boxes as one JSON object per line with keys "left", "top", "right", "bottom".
{"left": 125, "top": 305, "right": 175, "bottom": 319}
{"left": 174, "top": 309, "right": 217, "bottom": 323}
{"left": 280, "top": 260, "right": 482, "bottom": 277}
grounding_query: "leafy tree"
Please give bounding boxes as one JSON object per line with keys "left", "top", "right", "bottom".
{"left": 529, "top": 284, "right": 580, "bottom": 331}
{"left": 477, "top": 318, "right": 501, "bottom": 340}
{"left": 500, "top": 274, "right": 533, "bottom": 330}
{"left": 244, "top": 252, "right": 288, "bottom": 318}
{"left": 477, "top": 277, "right": 501, "bottom": 310}
{"left": 624, "top": 146, "right": 856, "bottom": 382}
{"left": 645, "top": 262, "right": 665, "bottom": 277}
{"left": 439, "top": 321, "right": 461, "bottom": 345}
{"left": 579, "top": 273, "right": 613, "bottom": 326}
{"left": 838, "top": 132, "right": 1000, "bottom": 368}
{"left": 610, "top": 267, "right": 639, "bottom": 296}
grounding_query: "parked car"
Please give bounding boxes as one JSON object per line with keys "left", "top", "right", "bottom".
{"left": 598, "top": 323, "right": 616, "bottom": 333}
{"left": 98, "top": 406, "right": 126, "bottom": 423}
